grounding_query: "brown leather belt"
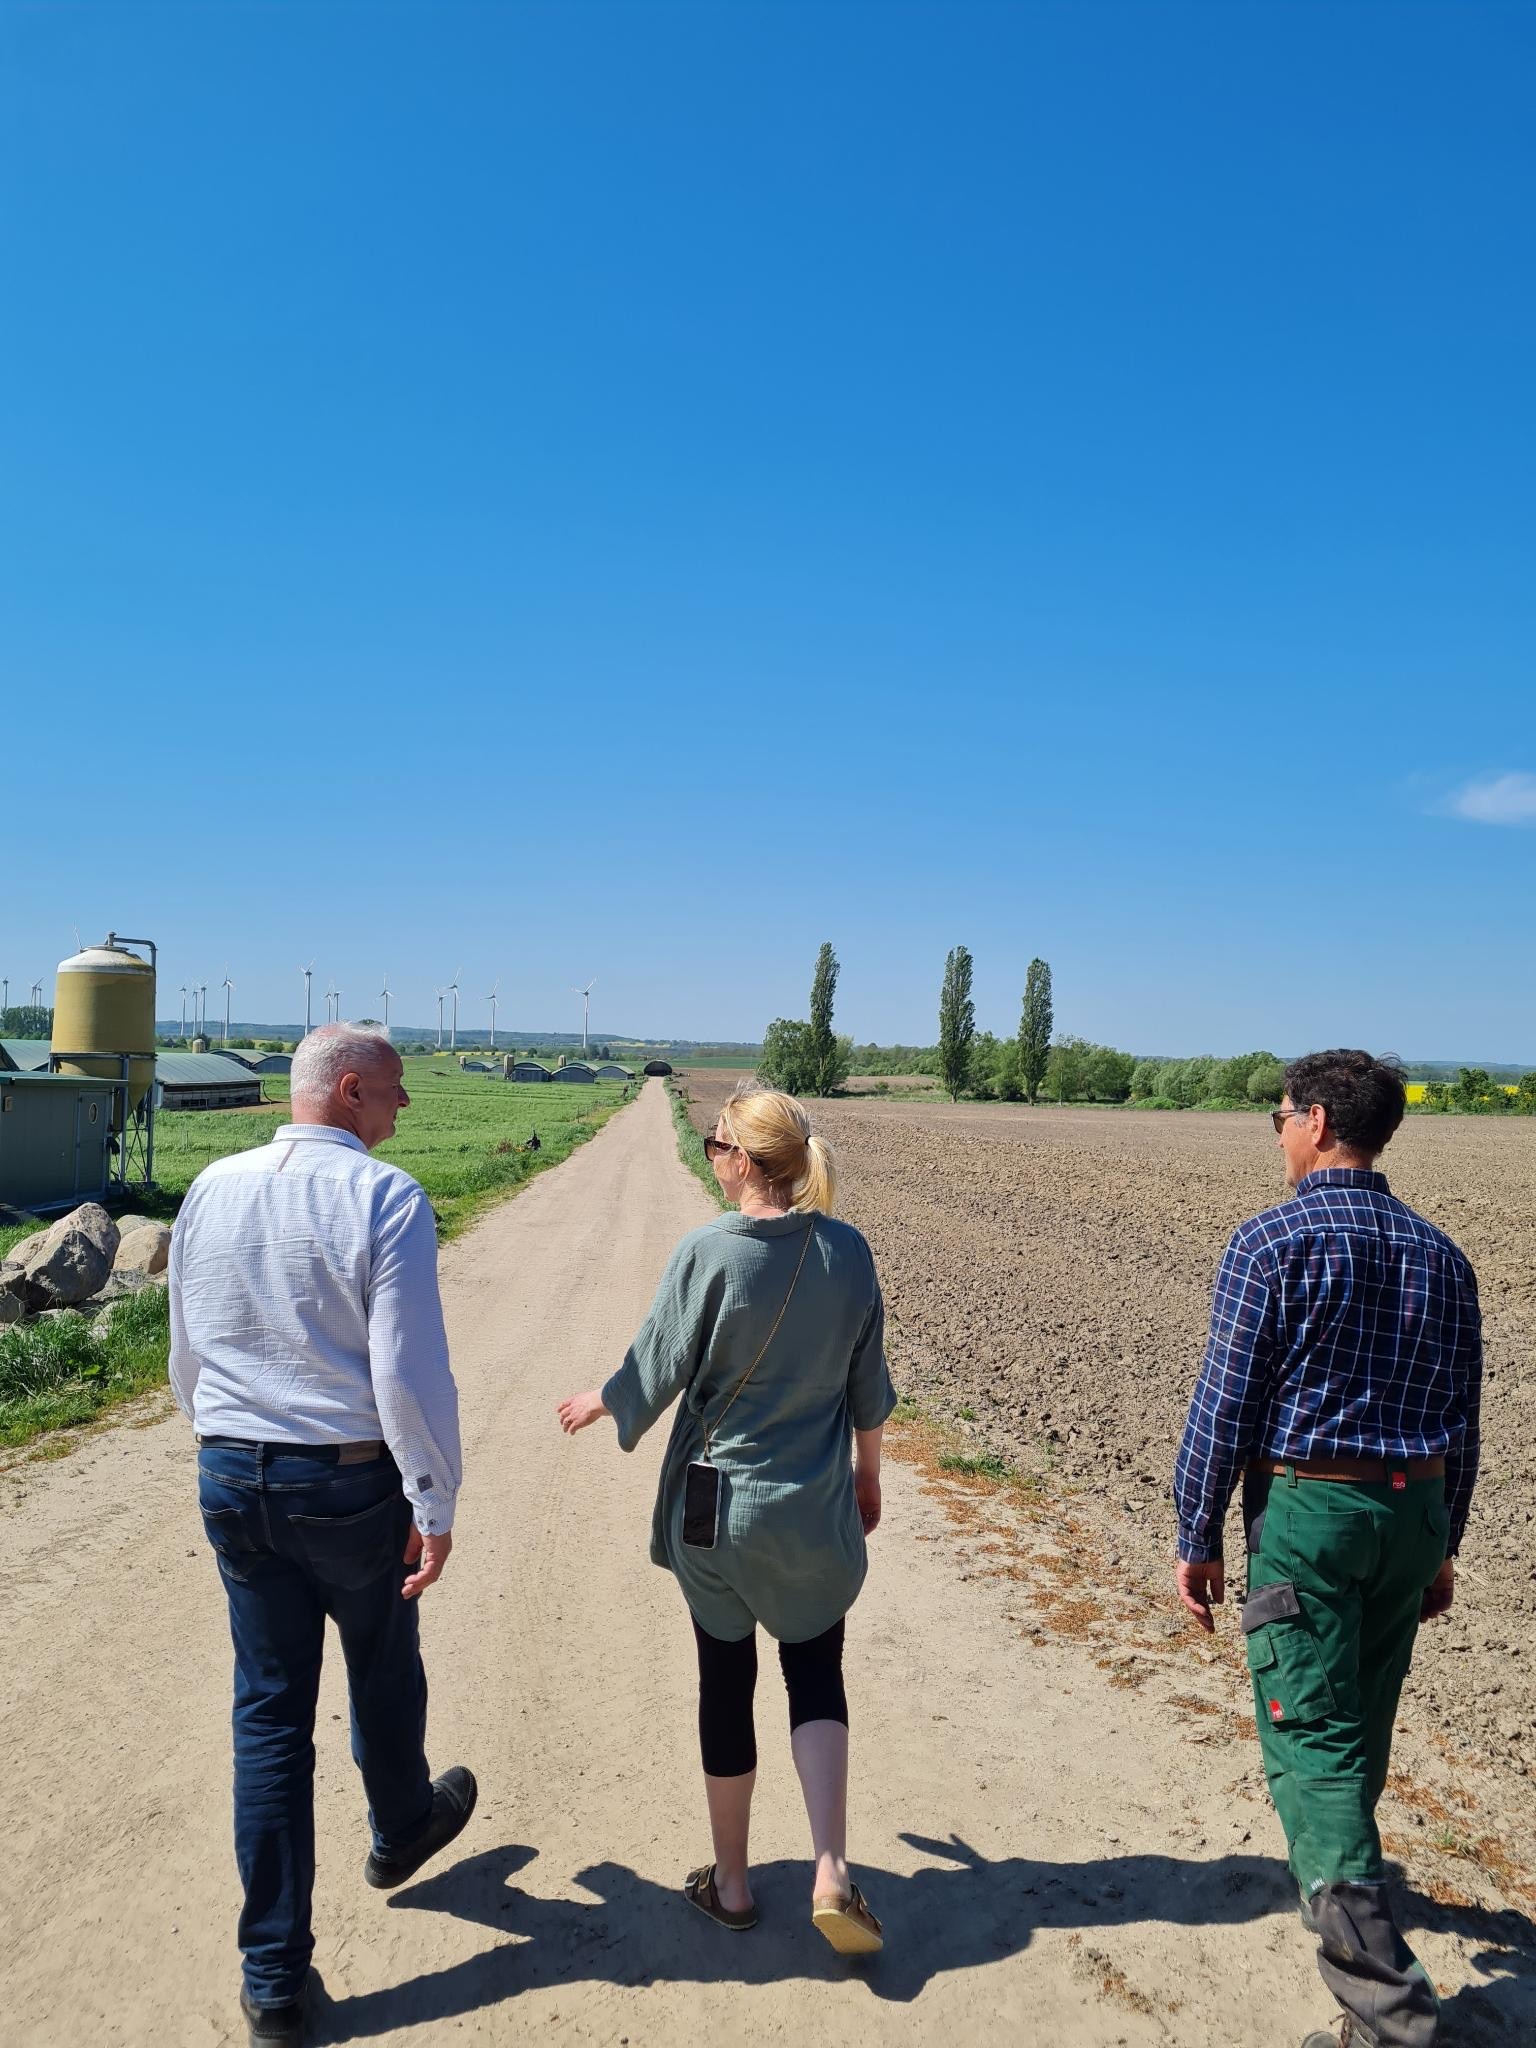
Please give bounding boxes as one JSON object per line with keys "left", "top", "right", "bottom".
{"left": 1249, "top": 1455, "right": 1445, "bottom": 1483}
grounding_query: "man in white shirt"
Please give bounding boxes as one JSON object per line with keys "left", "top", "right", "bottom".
{"left": 171, "top": 1023, "right": 474, "bottom": 2048}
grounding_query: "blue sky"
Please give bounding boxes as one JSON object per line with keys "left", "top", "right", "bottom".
{"left": 3, "top": 1, "right": 1532, "bottom": 1056}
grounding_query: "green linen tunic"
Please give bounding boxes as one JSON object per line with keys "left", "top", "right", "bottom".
{"left": 602, "top": 1210, "right": 897, "bottom": 1644}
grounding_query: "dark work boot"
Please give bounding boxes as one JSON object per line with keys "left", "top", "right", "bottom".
{"left": 363, "top": 1765, "right": 478, "bottom": 1889}
{"left": 1301, "top": 2022, "right": 1378, "bottom": 2048}
{"left": 241, "top": 1979, "right": 307, "bottom": 2048}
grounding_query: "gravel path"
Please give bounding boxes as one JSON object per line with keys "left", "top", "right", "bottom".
{"left": 0, "top": 1080, "right": 1529, "bottom": 2044}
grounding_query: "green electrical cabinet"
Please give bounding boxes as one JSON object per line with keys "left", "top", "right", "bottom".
{"left": 0, "top": 1073, "right": 119, "bottom": 1212}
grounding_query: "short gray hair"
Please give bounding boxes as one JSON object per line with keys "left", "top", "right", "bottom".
{"left": 291, "top": 1022, "right": 397, "bottom": 1103}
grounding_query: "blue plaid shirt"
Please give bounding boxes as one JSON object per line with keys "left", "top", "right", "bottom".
{"left": 1174, "top": 1168, "right": 1482, "bottom": 1563}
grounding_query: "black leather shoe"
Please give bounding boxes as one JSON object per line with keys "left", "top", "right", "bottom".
{"left": 364, "top": 1766, "right": 478, "bottom": 1889}
{"left": 241, "top": 1981, "right": 306, "bottom": 2047}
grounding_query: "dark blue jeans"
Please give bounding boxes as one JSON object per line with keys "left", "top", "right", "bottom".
{"left": 198, "top": 1441, "right": 435, "bottom": 2007}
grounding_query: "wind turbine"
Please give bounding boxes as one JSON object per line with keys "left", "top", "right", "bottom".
{"left": 325, "top": 981, "right": 340, "bottom": 1025}
{"left": 486, "top": 979, "right": 500, "bottom": 1050}
{"left": 435, "top": 987, "right": 446, "bottom": 1052}
{"left": 197, "top": 984, "right": 208, "bottom": 1037}
{"left": 571, "top": 979, "right": 595, "bottom": 1056}
{"left": 379, "top": 973, "right": 392, "bottom": 1031}
{"left": 1, "top": 978, "right": 7, "bottom": 1011}
{"left": 448, "top": 969, "right": 461, "bottom": 1050}
{"left": 179, "top": 984, "right": 188, "bottom": 1039}
{"left": 221, "top": 969, "right": 235, "bottom": 1045}
{"left": 31, "top": 980, "right": 44, "bottom": 1005}
{"left": 301, "top": 961, "right": 315, "bottom": 1037}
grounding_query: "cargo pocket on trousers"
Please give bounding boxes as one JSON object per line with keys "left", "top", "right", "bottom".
{"left": 1243, "top": 1582, "right": 1336, "bottom": 1728}
{"left": 288, "top": 1492, "right": 407, "bottom": 1592}
{"left": 200, "top": 1505, "right": 260, "bottom": 1584}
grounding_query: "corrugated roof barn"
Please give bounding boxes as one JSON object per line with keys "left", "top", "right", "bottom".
{"left": 155, "top": 1052, "right": 263, "bottom": 1110}
{"left": 0, "top": 1039, "right": 53, "bottom": 1073}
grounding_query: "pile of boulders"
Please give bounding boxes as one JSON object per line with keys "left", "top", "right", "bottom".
{"left": 0, "top": 1203, "right": 171, "bottom": 1332}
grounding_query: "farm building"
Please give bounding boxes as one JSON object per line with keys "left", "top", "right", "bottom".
{"left": 591, "top": 1063, "right": 634, "bottom": 1081}
{"left": 0, "top": 1039, "right": 53, "bottom": 1073}
{"left": 154, "top": 1052, "right": 263, "bottom": 1111}
{"left": 553, "top": 1061, "right": 595, "bottom": 1084}
{"left": 219, "top": 1049, "right": 294, "bottom": 1075}
{"left": 0, "top": 1071, "right": 119, "bottom": 1209}
{"left": 505, "top": 1059, "right": 551, "bottom": 1083}
{"left": 458, "top": 1058, "right": 494, "bottom": 1073}
{"left": 643, "top": 1060, "right": 673, "bottom": 1077}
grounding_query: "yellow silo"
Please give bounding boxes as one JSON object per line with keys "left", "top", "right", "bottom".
{"left": 52, "top": 935, "right": 158, "bottom": 1117}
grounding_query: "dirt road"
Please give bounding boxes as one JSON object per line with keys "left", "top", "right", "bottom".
{"left": 1, "top": 1081, "right": 1527, "bottom": 2044}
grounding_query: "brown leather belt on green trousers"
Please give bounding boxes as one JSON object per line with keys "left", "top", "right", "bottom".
{"left": 1248, "top": 1454, "right": 1445, "bottom": 1485}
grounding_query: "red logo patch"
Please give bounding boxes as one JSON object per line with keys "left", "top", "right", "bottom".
{"left": 1269, "top": 1699, "right": 1286, "bottom": 1723}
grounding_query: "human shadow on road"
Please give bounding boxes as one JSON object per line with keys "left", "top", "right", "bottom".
{"left": 307, "top": 1834, "right": 1535, "bottom": 2042}
{"left": 308, "top": 1830, "right": 1285, "bottom": 2038}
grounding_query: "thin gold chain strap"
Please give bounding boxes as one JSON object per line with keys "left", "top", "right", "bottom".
{"left": 703, "top": 1220, "right": 816, "bottom": 1460}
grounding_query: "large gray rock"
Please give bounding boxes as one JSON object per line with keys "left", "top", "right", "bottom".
{"left": 113, "top": 1223, "right": 171, "bottom": 1277}
{"left": 91, "top": 1268, "right": 154, "bottom": 1304}
{"left": 8, "top": 1229, "right": 48, "bottom": 1270}
{"left": 23, "top": 1204, "right": 120, "bottom": 1310}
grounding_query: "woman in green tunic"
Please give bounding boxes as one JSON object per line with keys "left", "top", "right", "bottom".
{"left": 558, "top": 1084, "right": 896, "bottom": 1954}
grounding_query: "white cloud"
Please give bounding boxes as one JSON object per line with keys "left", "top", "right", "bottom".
{"left": 1440, "top": 772, "right": 1536, "bottom": 827}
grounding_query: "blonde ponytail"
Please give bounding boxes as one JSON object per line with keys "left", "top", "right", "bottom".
{"left": 792, "top": 1130, "right": 837, "bottom": 1216}
{"left": 719, "top": 1083, "right": 838, "bottom": 1216}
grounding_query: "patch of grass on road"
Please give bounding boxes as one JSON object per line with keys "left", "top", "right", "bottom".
{"left": 668, "top": 1080, "right": 728, "bottom": 1209}
{"left": 938, "top": 1447, "right": 1015, "bottom": 1482}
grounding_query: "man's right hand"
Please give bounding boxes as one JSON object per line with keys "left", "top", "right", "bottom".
{"left": 1176, "top": 1558, "right": 1225, "bottom": 1632}
{"left": 1421, "top": 1558, "right": 1455, "bottom": 1622}
{"left": 402, "top": 1526, "right": 453, "bottom": 1600}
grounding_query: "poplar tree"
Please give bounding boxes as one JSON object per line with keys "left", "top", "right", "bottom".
{"left": 806, "top": 941, "right": 848, "bottom": 1095}
{"left": 1018, "top": 957, "right": 1053, "bottom": 1104}
{"left": 938, "top": 945, "right": 976, "bottom": 1102}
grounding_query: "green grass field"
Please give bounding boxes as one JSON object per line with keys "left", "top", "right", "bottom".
{"left": 0, "top": 1059, "right": 634, "bottom": 1449}
{"left": 145, "top": 1059, "right": 632, "bottom": 1238}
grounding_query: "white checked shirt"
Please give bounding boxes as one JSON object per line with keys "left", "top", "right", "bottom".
{"left": 169, "top": 1123, "right": 462, "bottom": 1534}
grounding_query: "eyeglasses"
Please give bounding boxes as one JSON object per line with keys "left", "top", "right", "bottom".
{"left": 1269, "top": 1107, "right": 1310, "bottom": 1134}
{"left": 703, "top": 1134, "right": 751, "bottom": 1162}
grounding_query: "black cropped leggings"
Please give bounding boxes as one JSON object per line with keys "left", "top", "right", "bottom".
{"left": 693, "top": 1616, "right": 848, "bottom": 1778}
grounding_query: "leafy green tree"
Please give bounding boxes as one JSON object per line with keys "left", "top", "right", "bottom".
{"left": 1130, "top": 1058, "right": 1160, "bottom": 1099}
{"left": 1455, "top": 1067, "right": 1492, "bottom": 1110}
{"left": 1018, "top": 959, "right": 1053, "bottom": 1104}
{"left": 1046, "top": 1036, "right": 1093, "bottom": 1102}
{"left": 938, "top": 945, "right": 976, "bottom": 1101}
{"left": 1212, "top": 1051, "right": 1276, "bottom": 1100}
{"left": 1, "top": 1005, "right": 52, "bottom": 1040}
{"left": 759, "top": 1017, "right": 815, "bottom": 1096}
{"left": 806, "top": 942, "right": 848, "bottom": 1096}
{"left": 1421, "top": 1081, "right": 1451, "bottom": 1112}
{"left": 1086, "top": 1045, "right": 1136, "bottom": 1101}
{"left": 1245, "top": 1057, "right": 1285, "bottom": 1104}
{"left": 1519, "top": 1072, "right": 1536, "bottom": 1108}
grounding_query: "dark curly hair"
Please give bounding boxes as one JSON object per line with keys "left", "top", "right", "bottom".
{"left": 1282, "top": 1049, "right": 1407, "bottom": 1156}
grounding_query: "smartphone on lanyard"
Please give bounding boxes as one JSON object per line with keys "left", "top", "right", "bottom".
{"left": 682, "top": 1460, "right": 722, "bottom": 1548}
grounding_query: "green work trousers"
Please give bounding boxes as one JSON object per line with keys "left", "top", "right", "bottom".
{"left": 1242, "top": 1466, "right": 1451, "bottom": 2047}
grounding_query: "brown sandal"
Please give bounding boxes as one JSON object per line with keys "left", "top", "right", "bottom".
{"left": 812, "top": 1880, "right": 884, "bottom": 1955}
{"left": 684, "top": 1863, "right": 758, "bottom": 1930}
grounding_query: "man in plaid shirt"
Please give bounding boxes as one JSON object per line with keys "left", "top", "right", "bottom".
{"left": 1172, "top": 1050, "right": 1482, "bottom": 2048}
